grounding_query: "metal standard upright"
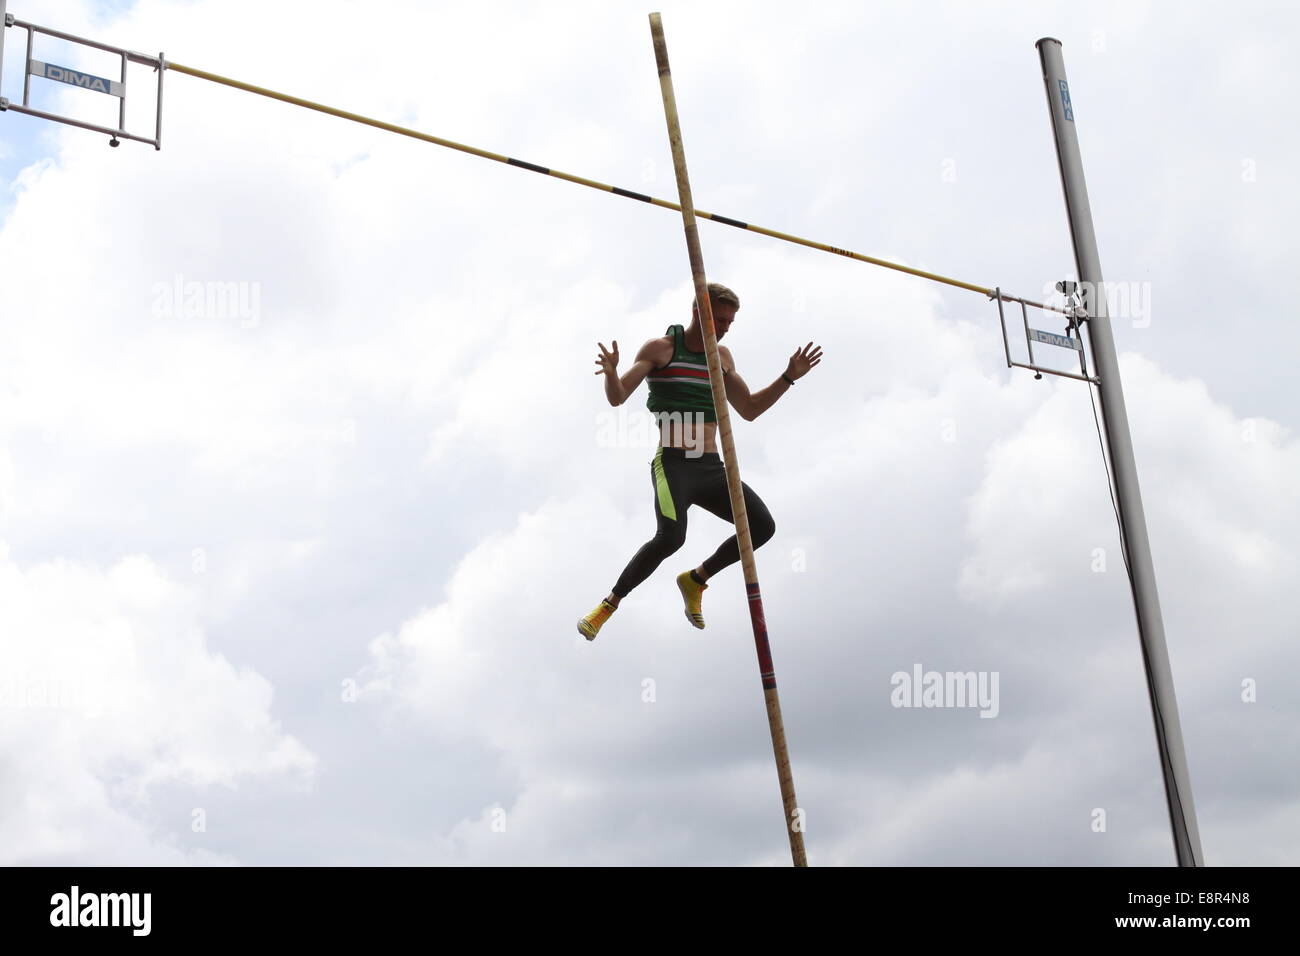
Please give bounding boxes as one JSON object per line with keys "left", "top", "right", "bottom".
{"left": 1037, "top": 37, "right": 1204, "bottom": 867}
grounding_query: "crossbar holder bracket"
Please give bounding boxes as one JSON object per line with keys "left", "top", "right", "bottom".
{"left": 0, "top": 4, "right": 164, "bottom": 149}
{"left": 992, "top": 285, "right": 1098, "bottom": 384}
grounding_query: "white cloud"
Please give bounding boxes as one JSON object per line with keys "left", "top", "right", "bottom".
{"left": 0, "top": 545, "right": 315, "bottom": 864}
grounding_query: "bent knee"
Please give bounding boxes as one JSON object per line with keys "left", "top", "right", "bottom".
{"left": 753, "top": 513, "right": 776, "bottom": 546}
{"left": 656, "top": 528, "right": 688, "bottom": 553}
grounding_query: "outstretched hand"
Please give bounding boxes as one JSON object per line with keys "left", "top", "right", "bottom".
{"left": 594, "top": 341, "right": 619, "bottom": 376}
{"left": 785, "top": 342, "right": 823, "bottom": 381}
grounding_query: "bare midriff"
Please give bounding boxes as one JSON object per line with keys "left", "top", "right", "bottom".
{"left": 657, "top": 416, "right": 720, "bottom": 455}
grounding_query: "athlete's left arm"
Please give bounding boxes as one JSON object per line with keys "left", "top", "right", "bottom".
{"left": 722, "top": 343, "right": 822, "bottom": 421}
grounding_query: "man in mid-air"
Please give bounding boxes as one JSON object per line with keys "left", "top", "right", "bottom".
{"left": 578, "top": 282, "right": 822, "bottom": 640}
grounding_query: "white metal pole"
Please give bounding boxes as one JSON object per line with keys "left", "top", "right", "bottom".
{"left": 1037, "top": 37, "right": 1204, "bottom": 867}
{"left": 0, "top": 0, "right": 9, "bottom": 109}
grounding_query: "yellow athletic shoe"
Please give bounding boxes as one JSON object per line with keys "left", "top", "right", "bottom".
{"left": 677, "top": 570, "right": 708, "bottom": 629}
{"left": 577, "top": 599, "right": 617, "bottom": 641}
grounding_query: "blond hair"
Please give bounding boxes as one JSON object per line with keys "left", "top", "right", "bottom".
{"left": 693, "top": 282, "right": 739, "bottom": 311}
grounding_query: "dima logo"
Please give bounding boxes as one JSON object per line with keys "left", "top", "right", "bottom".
{"left": 45, "top": 65, "right": 112, "bottom": 94}
{"left": 49, "top": 886, "right": 151, "bottom": 936}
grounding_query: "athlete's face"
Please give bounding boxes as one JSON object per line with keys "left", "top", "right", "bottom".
{"left": 694, "top": 301, "right": 738, "bottom": 339}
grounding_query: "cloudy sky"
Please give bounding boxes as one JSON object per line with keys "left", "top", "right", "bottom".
{"left": 0, "top": 0, "right": 1295, "bottom": 866}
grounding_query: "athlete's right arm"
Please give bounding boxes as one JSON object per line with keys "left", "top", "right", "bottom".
{"left": 597, "top": 338, "right": 667, "bottom": 406}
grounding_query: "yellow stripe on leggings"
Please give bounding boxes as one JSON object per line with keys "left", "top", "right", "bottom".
{"left": 652, "top": 447, "right": 677, "bottom": 521}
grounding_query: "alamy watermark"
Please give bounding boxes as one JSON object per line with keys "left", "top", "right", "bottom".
{"left": 1045, "top": 279, "right": 1152, "bottom": 328}
{"left": 596, "top": 409, "right": 710, "bottom": 457}
{"left": 49, "top": 886, "right": 150, "bottom": 936}
{"left": 0, "top": 670, "right": 108, "bottom": 716}
{"left": 151, "top": 273, "right": 262, "bottom": 327}
{"left": 890, "top": 663, "right": 1000, "bottom": 718}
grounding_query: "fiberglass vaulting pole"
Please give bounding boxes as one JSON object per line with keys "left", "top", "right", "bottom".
{"left": 648, "top": 12, "right": 808, "bottom": 867}
{"left": 1037, "top": 38, "right": 1203, "bottom": 867}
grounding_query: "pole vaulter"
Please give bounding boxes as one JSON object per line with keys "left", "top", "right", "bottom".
{"left": 645, "top": 12, "right": 808, "bottom": 867}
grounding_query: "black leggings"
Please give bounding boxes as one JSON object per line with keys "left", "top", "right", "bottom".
{"left": 612, "top": 446, "right": 776, "bottom": 598}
